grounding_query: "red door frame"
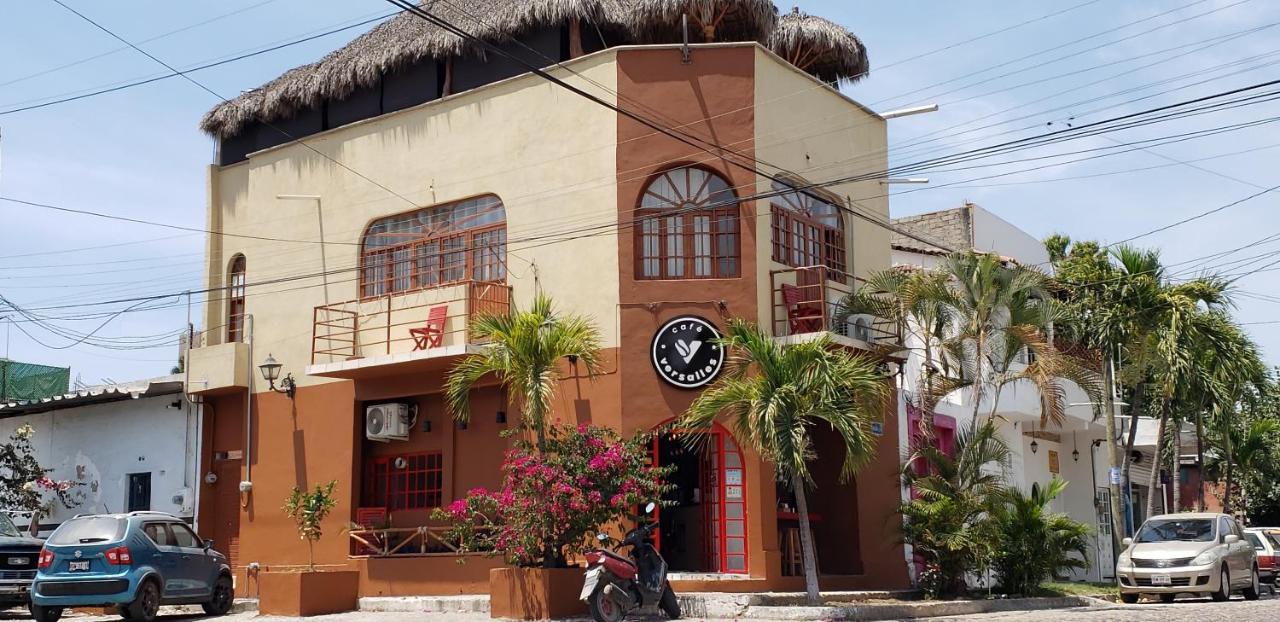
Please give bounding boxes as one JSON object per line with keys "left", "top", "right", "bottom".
{"left": 651, "top": 422, "right": 749, "bottom": 574}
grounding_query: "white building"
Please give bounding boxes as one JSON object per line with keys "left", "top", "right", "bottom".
{"left": 891, "top": 203, "right": 1115, "bottom": 583}
{"left": 0, "top": 375, "right": 201, "bottom": 535}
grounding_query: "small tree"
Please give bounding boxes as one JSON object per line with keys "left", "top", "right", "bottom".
{"left": 284, "top": 481, "right": 338, "bottom": 571}
{"left": 0, "top": 425, "right": 78, "bottom": 530}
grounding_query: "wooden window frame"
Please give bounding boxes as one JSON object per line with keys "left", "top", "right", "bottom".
{"left": 636, "top": 167, "right": 741, "bottom": 280}
{"left": 361, "top": 197, "right": 506, "bottom": 299}
{"left": 361, "top": 452, "right": 444, "bottom": 510}
{"left": 769, "top": 181, "right": 847, "bottom": 276}
{"left": 226, "top": 255, "right": 246, "bottom": 343}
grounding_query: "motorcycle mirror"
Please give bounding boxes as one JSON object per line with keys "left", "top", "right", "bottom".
{"left": 644, "top": 502, "right": 656, "bottom": 515}
{"left": 597, "top": 533, "right": 609, "bottom": 542}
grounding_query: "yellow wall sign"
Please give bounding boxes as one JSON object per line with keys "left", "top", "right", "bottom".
{"left": 1048, "top": 449, "right": 1060, "bottom": 475}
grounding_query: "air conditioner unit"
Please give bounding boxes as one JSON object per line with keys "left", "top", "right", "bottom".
{"left": 847, "top": 314, "right": 874, "bottom": 343}
{"left": 366, "top": 403, "right": 413, "bottom": 442}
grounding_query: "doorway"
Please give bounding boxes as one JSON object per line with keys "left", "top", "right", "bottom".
{"left": 654, "top": 425, "right": 747, "bottom": 574}
{"left": 127, "top": 472, "right": 152, "bottom": 512}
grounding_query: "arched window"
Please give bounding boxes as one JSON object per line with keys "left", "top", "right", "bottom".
{"left": 226, "top": 254, "right": 246, "bottom": 343}
{"left": 361, "top": 195, "right": 506, "bottom": 298}
{"left": 636, "top": 167, "right": 740, "bottom": 279}
{"left": 770, "top": 179, "right": 847, "bottom": 275}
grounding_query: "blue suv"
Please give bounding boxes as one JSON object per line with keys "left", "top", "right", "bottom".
{"left": 30, "top": 512, "right": 232, "bottom": 622}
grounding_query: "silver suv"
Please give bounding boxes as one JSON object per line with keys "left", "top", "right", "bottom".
{"left": 1117, "top": 513, "right": 1260, "bottom": 603}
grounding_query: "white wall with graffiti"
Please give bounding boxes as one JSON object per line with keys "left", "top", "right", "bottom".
{"left": 0, "top": 376, "right": 200, "bottom": 534}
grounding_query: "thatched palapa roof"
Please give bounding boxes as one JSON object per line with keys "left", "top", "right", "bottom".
{"left": 200, "top": 1, "right": 873, "bottom": 140}
{"left": 769, "top": 8, "right": 868, "bottom": 84}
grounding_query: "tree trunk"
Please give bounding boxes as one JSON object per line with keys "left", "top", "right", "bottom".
{"left": 1121, "top": 382, "right": 1148, "bottom": 523}
{"left": 1145, "top": 409, "right": 1167, "bottom": 519}
{"left": 1194, "top": 409, "right": 1207, "bottom": 511}
{"left": 1224, "top": 455, "right": 1235, "bottom": 515}
{"left": 308, "top": 539, "right": 315, "bottom": 572}
{"left": 1102, "top": 357, "right": 1125, "bottom": 559}
{"left": 792, "top": 474, "right": 821, "bottom": 606}
{"left": 1171, "top": 426, "right": 1181, "bottom": 512}
{"left": 970, "top": 334, "right": 985, "bottom": 423}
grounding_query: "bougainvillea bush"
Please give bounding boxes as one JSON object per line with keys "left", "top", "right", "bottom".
{"left": 433, "top": 423, "right": 669, "bottom": 568}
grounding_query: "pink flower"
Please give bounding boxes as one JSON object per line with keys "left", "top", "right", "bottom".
{"left": 467, "top": 487, "right": 489, "bottom": 497}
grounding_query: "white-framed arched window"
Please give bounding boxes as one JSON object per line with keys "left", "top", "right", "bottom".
{"left": 636, "top": 166, "right": 740, "bottom": 280}
{"left": 227, "top": 254, "right": 246, "bottom": 343}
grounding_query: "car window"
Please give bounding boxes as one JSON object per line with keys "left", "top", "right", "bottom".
{"left": 142, "top": 523, "right": 173, "bottom": 547}
{"left": 1136, "top": 518, "right": 1215, "bottom": 543}
{"left": 1245, "top": 532, "right": 1266, "bottom": 550}
{"left": 0, "top": 513, "right": 21, "bottom": 538}
{"left": 1267, "top": 533, "right": 1280, "bottom": 549}
{"left": 48, "top": 516, "right": 127, "bottom": 545}
{"left": 1219, "top": 517, "right": 1233, "bottom": 541}
{"left": 169, "top": 523, "right": 200, "bottom": 548}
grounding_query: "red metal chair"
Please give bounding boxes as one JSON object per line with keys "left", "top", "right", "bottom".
{"left": 780, "top": 284, "right": 823, "bottom": 334}
{"left": 409, "top": 305, "right": 448, "bottom": 350}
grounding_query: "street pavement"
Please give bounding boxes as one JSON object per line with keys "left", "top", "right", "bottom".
{"left": 926, "top": 593, "right": 1280, "bottom": 621}
{"left": 21, "top": 592, "right": 1280, "bottom": 622}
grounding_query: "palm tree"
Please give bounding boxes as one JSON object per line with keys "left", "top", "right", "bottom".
{"left": 901, "top": 418, "right": 1011, "bottom": 597}
{"left": 1210, "top": 418, "right": 1279, "bottom": 513}
{"left": 935, "top": 252, "right": 1101, "bottom": 426}
{"left": 991, "top": 478, "right": 1091, "bottom": 595}
{"left": 679, "top": 320, "right": 889, "bottom": 605}
{"left": 838, "top": 266, "right": 955, "bottom": 439}
{"left": 445, "top": 294, "right": 603, "bottom": 454}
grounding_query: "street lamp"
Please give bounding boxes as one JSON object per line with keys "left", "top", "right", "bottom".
{"left": 258, "top": 354, "right": 296, "bottom": 399}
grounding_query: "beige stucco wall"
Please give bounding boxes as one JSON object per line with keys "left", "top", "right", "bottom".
{"left": 750, "top": 48, "right": 890, "bottom": 329}
{"left": 200, "top": 52, "right": 621, "bottom": 389}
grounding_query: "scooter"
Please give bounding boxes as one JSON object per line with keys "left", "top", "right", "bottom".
{"left": 581, "top": 502, "right": 681, "bottom": 622}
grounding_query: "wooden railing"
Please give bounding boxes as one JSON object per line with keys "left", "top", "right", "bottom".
{"left": 768, "top": 265, "right": 901, "bottom": 346}
{"left": 311, "top": 281, "right": 512, "bottom": 364}
{"left": 348, "top": 526, "right": 479, "bottom": 557}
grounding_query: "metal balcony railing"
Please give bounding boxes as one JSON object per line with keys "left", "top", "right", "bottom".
{"left": 768, "top": 265, "right": 901, "bottom": 346}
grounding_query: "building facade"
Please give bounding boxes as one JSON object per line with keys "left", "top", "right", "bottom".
{"left": 0, "top": 376, "right": 200, "bottom": 535}
{"left": 185, "top": 3, "right": 909, "bottom": 597}
{"left": 891, "top": 204, "right": 1116, "bottom": 584}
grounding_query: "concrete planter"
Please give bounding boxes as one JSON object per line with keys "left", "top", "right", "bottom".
{"left": 488, "top": 567, "right": 586, "bottom": 620}
{"left": 260, "top": 570, "right": 360, "bottom": 617}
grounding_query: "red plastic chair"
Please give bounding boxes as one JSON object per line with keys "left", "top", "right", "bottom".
{"left": 780, "top": 284, "right": 823, "bottom": 334}
{"left": 410, "top": 305, "right": 448, "bottom": 350}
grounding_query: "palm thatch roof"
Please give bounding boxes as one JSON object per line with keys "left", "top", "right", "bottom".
{"left": 769, "top": 8, "right": 868, "bottom": 84}
{"left": 199, "top": 1, "right": 798, "bottom": 139}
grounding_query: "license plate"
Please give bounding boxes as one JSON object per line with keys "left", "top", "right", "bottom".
{"left": 579, "top": 568, "right": 601, "bottom": 601}
{"left": 0, "top": 585, "right": 22, "bottom": 593}
{"left": 68, "top": 561, "right": 90, "bottom": 572}
{"left": 1151, "top": 574, "right": 1172, "bottom": 586}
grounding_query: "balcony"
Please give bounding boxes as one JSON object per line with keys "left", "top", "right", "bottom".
{"left": 307, "top": 281, "right": 511, "bottom": 379}
{"left": 184, "top": 331, "right": 250, "bottom": 395}
{"left": 768, "top": 266, "right": 902, "bottom": 352}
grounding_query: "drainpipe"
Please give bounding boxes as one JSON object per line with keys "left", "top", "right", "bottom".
{"left": 241, "top": 314, "right": 254, "bottom": 501}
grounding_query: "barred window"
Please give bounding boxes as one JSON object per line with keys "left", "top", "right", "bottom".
{"left": 636, "top": 167, "right": 740, "bottom": 280}
{"left": 362, "top": 452, "right": 444, "bottom": 510}
{"left": 770, "top": 180, "right": 846, "bottom": 275}
{"left": 362, "top": 195, "right": 506, "bottom": 297}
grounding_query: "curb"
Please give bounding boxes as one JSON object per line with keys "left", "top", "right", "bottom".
{"left": 740, "top": 595, "right": 1096, "bottom": 620}
{"left": 158, "top": 599, "right": 259, "bottom": 616}
{"left": 359, "top": 595, "right": 490, "bottom": 614}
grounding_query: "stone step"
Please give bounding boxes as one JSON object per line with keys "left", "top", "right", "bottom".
{"left": 359, "top": 595, "right": 490, "bottom": 614}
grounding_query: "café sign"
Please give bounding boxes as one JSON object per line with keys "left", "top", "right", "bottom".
{"left": 650, "top": 316, "right": 724, "bottom": 389}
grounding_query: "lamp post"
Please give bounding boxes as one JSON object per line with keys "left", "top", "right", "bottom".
{"left": 258, "top": 354, "right": 296, "bottom": 399}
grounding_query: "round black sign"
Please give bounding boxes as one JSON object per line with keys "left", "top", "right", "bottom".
{"left": 650, "top": 316, "right": 724, "bottom": 389}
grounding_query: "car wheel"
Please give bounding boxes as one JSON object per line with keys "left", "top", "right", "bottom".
{"left": 1243, "top": 565, "right": 1261, "bottom": 601}
{"left": 1120, "top": 593, "right": 1139, "bottom": 604}
{"left": 1159, "top": 594, "right": 1176, "bottom": 603}
{"left": 126, "top": 579, "right": 161, "bottom": 622}
{"left": 1212, "top": 567, "right": 1231, "bottom": 602}
{"left": 203, "top": 575, "right": 235, "bottom": 616}
{"left": 29, "top": 604, "right": 63, "bottom": 622}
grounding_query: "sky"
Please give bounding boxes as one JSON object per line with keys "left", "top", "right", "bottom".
{"left": 0, "top": 0, "right": 1278, "bottom": 385}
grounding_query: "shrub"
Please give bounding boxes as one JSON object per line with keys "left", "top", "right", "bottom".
{"left": 992, "top": 478, "right": 1091, "bottom": 595}
{"left": 433, "top": 423, "right": 669, "bottom": 568}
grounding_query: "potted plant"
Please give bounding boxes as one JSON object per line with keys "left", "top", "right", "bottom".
{"left": 435, "top": 424, "right": 669, "bottom": 620}
{"left": 259, "top": 481, "right": 360, "bottom": 616}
